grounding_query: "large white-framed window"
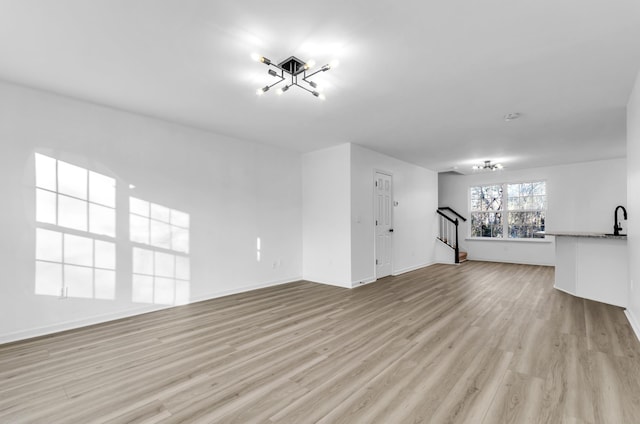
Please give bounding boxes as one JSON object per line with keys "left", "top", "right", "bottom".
{"left": 469, "top": 181, "right": 546, "bottom": 239}
{"left": 34, "top": 153, "right": 117, "bottom": 299}
{"left": 130, "top": 197, "right": 191, "bottom": 305}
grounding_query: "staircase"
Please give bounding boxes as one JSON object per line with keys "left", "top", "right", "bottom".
{"left": 436, "top": 207, "right": 468, "bottom": 264}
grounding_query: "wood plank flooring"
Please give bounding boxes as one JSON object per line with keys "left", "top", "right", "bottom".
{"left": 2, "top": 261, "right": 640, "bottom": 423}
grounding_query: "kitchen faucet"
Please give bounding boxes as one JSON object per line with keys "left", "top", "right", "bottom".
{"left": 613, "top": 205, "right": 627, "bottom": 236}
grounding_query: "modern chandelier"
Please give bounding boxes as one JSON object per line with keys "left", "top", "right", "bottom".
{"left": 252, "top": 54, "right": 337, "bottom": 99}
{"left": 472, "top": 160, "right": 504, "bottom": 171}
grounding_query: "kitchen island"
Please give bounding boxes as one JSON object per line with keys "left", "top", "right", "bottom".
{"left": 546, "top": 231, "right": 628, "bottom": 307}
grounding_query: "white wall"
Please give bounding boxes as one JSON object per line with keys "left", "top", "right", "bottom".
{"left": 0, "top": 81, "right": 303, "bottom": 343}
{"left": 627, "top": 70, "right": 640, "bottom": 339}
{"left": 302, "top": 143, "right": 439, "bottom": 287}
{"left": 350, "top": 144, "right": 438, "bottom": 283}
{"left": 439, "top": 159, "right": 627, "bottom": 266}
{"left": 301, "top": 144, "right": 352, "bottom": 287}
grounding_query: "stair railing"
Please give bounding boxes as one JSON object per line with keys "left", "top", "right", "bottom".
{"left": 436, "top": 207, "right": 467, "bottom": 264}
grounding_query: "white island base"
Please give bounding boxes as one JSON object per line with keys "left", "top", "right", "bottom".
{"left": 549, "top": 232, "right": 628, "bottom": 308}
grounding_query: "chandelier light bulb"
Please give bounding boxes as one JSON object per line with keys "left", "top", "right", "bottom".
{"left": 251, "top": 54, "right": 272, "bottom": 65}
{"left": 276, "top": 85, "right": 290, "bottom": 95}
{"left": 329, "top": 60, "right": 340, "bottom": 69}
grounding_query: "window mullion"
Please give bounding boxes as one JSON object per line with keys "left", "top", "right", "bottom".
{"left": 502, "top": 183, "right": 508, "bottom": 238}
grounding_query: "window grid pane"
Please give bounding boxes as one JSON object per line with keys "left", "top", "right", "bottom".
{"left": 36, "top": 189, "right": 57, "bottom": 224}
{"left": 58, "top": 195, "right": 88, "bottom": 232}
{"left": 35, "top": 153, "right": 57, "bottom": 191}
{"left": 89, "top": 171, "right": 116, "bottom": 208}
{"left": 57, "top": 160, "right": 88, "bottom": 200}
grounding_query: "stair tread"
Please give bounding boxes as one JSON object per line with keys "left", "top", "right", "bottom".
{"left": 458, "top": 251, "right": 468, "bottom": 262}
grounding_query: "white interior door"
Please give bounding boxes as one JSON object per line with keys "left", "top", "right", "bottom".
{"left": 375, "top": 172, "right": 393, "bottom": 278}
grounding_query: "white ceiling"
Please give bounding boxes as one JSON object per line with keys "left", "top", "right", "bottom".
{"left": 1, "top": 0, "right": 639, "bottom": 173}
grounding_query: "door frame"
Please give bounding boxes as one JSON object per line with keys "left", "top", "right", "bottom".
{"left": 373, "top": 169, "right": 394, "bottom": 280}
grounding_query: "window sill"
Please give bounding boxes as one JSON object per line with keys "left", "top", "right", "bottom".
{"left": 464, "top": 237, "right": 553, "bottom": 244}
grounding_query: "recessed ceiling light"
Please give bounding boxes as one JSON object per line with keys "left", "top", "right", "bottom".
{"left": 504, "top": 113, "right": 521, "bottom": 122}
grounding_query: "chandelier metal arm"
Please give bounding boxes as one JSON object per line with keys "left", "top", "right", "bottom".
{"left": 267, "top": 76, "right": 285, "bottom": 88}
{"left": 291, "top": 82, "right": 315, "bottom": 94}
{"left": 302, "top": 68, "right": 324, "bottom": 80}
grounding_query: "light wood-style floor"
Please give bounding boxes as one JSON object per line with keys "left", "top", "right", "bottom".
{"left": 2, "top": 262, "right": 640, "bottom": 423}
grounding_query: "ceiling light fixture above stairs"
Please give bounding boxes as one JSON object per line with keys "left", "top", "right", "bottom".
{"left": 472, "top": 160, "right": 503, "bottom": 171}
{"left": 504, "top": 112, "right": 521, "bottom": 121}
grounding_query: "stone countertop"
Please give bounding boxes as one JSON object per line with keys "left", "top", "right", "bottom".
{"left": 543, "top": 231, "right": 627, "bottom": 239}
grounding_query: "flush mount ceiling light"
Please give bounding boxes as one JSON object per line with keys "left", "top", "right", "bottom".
{"left": 504, "top": 112, "right": 521, "bottom": 122}
{"left": 252, "top": 54, "right": 338, "bottom": 99}
{"left": 472, "top": 160, "right": 504, "bottom": 171}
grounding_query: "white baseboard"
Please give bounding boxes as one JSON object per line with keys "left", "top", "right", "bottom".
{"left": 0, "top": 304, "right": 169, "bottom": 345}
{"left": 0, "top": 276, "right": 302, "bottom": 345}
{"left": 393, "top": 262, "right": 435, "bottom": 276}
{"left": 435, "top": 259, "right": 456, "bottom": 265}
{"left": 302, "top": 278, "right": 352, "bottom": 289}
{"left": 189, "top": 276, "right": 302, "bottom": 303}
{"left": 351, "top": 277, "right": 377, "bottom": 288}
{"left": 553, "top": 285, "right": 575, "bottom": 296}
{"left": 303, "top": 263, "right": 438, "bottom": 290}
{"left": 625, "top": 309, "right": 640, "bottom": 343}
{"left": 351, "top": 262, "right": 437, "bottom": 288}
{"left": 467, "top": 257, "right": 554, "bottom": 267}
